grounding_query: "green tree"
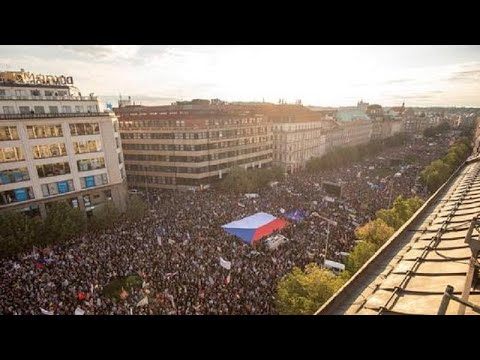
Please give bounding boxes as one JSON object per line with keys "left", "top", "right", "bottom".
{"left": 0, "top": 210, "right": 41, "bottom": 257}
{"left": 90, "top": 201, "right": 121, "bottom": 230}
{"left": 125, "top": 195, "right": 148, "bottom": 221}
{"left": 345, "top": 241, "right": 378, "bottom": 274}
{"left": 276, "top": 263, "right": 346, "bottom": 315}
{"left": 355, "top": 218, "right": 395, "bottom": 247}
{"left": 42, "top": 202, "right": 86, "bottom": 246}
{"left": 221, "top": 166, "right": 254, "bottom": 193}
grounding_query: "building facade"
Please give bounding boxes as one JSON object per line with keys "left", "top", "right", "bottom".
{"left": 115, "top": 101, "right": 273, "bottom": 190}
{"left": 272, "top": 121, "right": 327, "bottom": 173}
{"left": 0, "top": 70, "right": 127, "bottom": 218}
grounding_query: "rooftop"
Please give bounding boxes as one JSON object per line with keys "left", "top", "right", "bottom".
{"left": 317, "top": 152, "right": 480, "bottom": 315}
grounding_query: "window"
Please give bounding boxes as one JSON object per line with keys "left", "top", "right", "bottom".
{"left": 26, "top": 125, "right": 63, "bottom": 139}
{"left": 115, "top": 137, "right": 120, "bottom": 149}
{"left": 32, "top": 143, "right": 67, "bottom": 159}
{"left": 19, "top": 106, "right": 30, "bottom": 114}
{"left": 0, "top": 126, "right": 19, "bottom": 141}
{"left": 49, "top": 106, "right": 58, "bottom": 114}
{"left": 0, "top": 90, "right": 5, "bottom": 96}
{"left": 0, "top": 187, "right": 34, "bottom": 205}
{"left": 58, "top": 90, "right": 67, "bottom": 96}
{"left": 0, "top": 147, "right": 24, "bottom": 163}
{"left": 31, "top": 90, "right": 40, "bottom": 96}
{"left": 41, "top": 180, "right": 74, "bottom": 197}
{"left": 113, "top": 120, "right": 119, "bottom": 132}
{"left": 69, "top": 123, "right": 100, "bottom": 136}
{"left": 118, "top": 153, "right": 123, "bottom": 164}
{"left": 36, "top": 162, "right": 71, "bottom": 178}
{"left": 0, "top": 167, "right": 30, "bottom": 185}
{"left": 44, "top": 90, "right": 53, "bottom": 97}
{"left": 2, "top": 106, "right": 14, "bottom": 114}
{"left": 62, "top": 106, "right": 72, "bottom": 113}
{"left": 73, "top": 140, "right": 102, "bottom": 154}
{"left": 80, "top": 173, "right": 108, "bottom": 189}
{"left": 77, "top": 157, "right": 105, "bottom": 172}
{"left": 34, "top": 106, "right": 45, "bottom": 114}
{"left": 75, "top": 105, "right": 83, "bottom": 113}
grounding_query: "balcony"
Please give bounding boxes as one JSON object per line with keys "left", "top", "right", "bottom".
{"left": 0, "top": 112, "right": 110, "bottom": 120}
{"left": 0, "top": 95, "right": 98, "bottom": 101}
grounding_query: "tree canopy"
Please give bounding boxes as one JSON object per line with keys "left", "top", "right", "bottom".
{"left": 276, "top": 263, "right": 347, "bottom": 315}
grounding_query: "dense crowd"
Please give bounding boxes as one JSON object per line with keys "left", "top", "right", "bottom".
{"left": 0, "top": 135, "right": 455, "bottom": 315}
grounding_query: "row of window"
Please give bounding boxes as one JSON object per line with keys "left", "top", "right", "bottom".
{"left": 125, "top": 154, "right": 271, "bottom": 175}
{"left": 121, "top": 137, "right": 270, "bottom": 152}
{"left": 2, "top": 105, "right": 98, "bottom": 115}
{"left": 124, "top": 145, "right": 272, "bottom": 163}
{"left": 119, "top": 127, "right": 270, "bottom": 141}
{"left": 0, "top": 123, "right": 101, "bottom": 141}
{"left": 0, "top": 140, "right": 103, "bottom": 163}
{"left": 119, "top": 116, "right": 265, "bottom": 129}
{"left": 41, "top": 180, "right": 75, "bottom": 197}
{"left": 0, "top": 173, "right": 110, "bottom": 205}
{"left": 0, "top": 89, "right": 68, "bottom": 97}
{"left": 3, "top": 105, "right": 98, "bottom": 115}
{"left": 35, "top": 158, "right": 105, "bottom": 178}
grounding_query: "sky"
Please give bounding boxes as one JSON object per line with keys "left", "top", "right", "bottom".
{"left": 1, "top": 45, "right": 480, "bottom": 108}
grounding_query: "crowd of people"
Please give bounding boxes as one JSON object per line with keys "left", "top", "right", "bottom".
{"left": 0, "top": 135, "right": 456, "bottom": 315}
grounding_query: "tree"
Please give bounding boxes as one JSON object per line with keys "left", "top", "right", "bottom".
{"left": 41, "top": 202, "right": 86, "bottom": 246}
{"left": 0, "top": 210, "right": 41, "bottom": 257}
{"left": 345, "top": 241, "right": 378, "bottom": 274}
{"left": 220, "top": 166, "right": 254, "bottom": 193}
{"left": 276, "top": 263, "right": 346, "bottom": 315}
{"left": 90, "top": 201, "right": 121, "bottom": 230}
{"left": 125, "top": 195, "right": 148, "bottom": 221}
{"left": 354, "top": 218, "right": 395, "bottom": 247}
{"left": 376, "top": 196, "right": 423, "bottom": 230}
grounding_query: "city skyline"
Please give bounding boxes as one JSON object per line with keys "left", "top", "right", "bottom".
{"left": 1, "top": 45, "right": 480, "bottom": 108}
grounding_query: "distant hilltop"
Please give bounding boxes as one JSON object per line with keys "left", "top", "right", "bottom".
{"left": 308, "top": 106, "right": 338, "bottom": 112}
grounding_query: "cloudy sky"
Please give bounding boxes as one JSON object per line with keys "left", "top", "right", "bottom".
{"left": 1, "top": 45, "right": 480, "bottom": 108}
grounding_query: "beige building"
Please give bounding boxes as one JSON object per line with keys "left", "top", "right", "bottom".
{"left": 115, "top": 100, "right": 273, "bottom": 190}
{"left": 273, "top": 120, "right": 330, "bottom": 174}
{"left": 0, "top": 70, "right": 127, "bottom": 218}
{"left": 325, "top": 119, "right": 373, "bottom": 152}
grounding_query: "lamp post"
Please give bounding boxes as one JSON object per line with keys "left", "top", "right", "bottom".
{"left": 144, "top": 165, "right": 149, "bottom": 203}
{"left": 313, "top": 213, "right": 338, "bottom": 267}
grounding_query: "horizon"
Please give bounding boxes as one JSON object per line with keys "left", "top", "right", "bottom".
{"left": 1, "top": 45, "right": 480, "bottom": 108}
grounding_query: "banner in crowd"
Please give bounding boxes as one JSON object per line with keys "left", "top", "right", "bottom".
{"left": 74, "top": 307, "right": 85, "bottom": 315}
{"left": 137, "top": 296, "right": 149, "bottom": 307}
{"left": 220, "top": 257, "right": 232, "bottom": 270}
{"left": 40, "top": 308, "right": 54, "bottom": 315}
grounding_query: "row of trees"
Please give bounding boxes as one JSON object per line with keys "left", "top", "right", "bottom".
{"left": 0, "top": 195, "right": 148, "bottom": 258}
{"left": 423, "top": 122, "right": 451, "bottom": 138}
{"left": 306, "top": 133, "right": 407, "bottom": 172}
{"left": 219, "top": 165, "right": 285, "bottom": 193}
{"left": 420, "top": 137, "right": 472, "bottom": 193}
{"left": 275, "top": 195, "right": 424, "bottom": 314}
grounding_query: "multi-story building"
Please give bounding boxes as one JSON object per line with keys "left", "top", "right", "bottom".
{"left": 258, "top": 105, "right": 334, "bottom": 173}
{"left": 114, "top": 101, "right": 273, "bottom": 190}
{"left": 272, "top": 120, "right": 328, "bottom": 174}
{"left": 0, "top": 69, "right": 127, "bottom": 218}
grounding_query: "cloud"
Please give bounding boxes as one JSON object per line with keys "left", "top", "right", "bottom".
{"left": 384, "top": 78, "right": 413, "bottom": 85}
{"left": 448, "top": 62, "right": 480, "bottom": 83}
{"left": 59, "top": 45, "right": 141, "bottom": 62}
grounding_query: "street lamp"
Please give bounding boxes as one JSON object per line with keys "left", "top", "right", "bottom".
{"left": 312, "top": 213, "right": 338, "bottom": 267}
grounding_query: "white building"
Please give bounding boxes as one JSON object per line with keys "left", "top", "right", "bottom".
{"left": 0, "top": 70, "right": 127, "bottom": 218}
{"left": 273, "top": 120, "right": 329, "bottom": 173}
